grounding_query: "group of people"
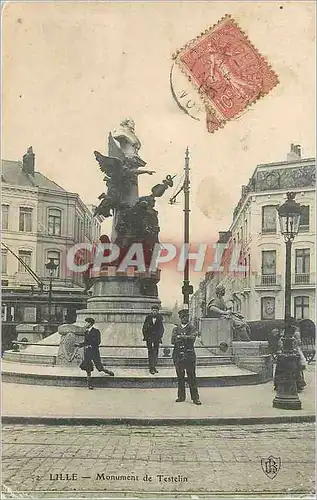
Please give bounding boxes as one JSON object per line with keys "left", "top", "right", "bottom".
{"left": 77, "top": 307, "right": 202, "bottom": 405}
{"left": 142, "top": 305, "right": 201, "bottom": 404}
{"left": 76, "top": 300, "right": 309, "bottom": 400}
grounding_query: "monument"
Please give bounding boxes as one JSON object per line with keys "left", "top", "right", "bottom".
{"left": 63, "top": 119, "right": 175, "bottom": 360}
{"left": 2, "top": 122, "right": 270, "bottom": 387}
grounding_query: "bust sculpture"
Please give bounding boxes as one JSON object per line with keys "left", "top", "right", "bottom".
{"left": 113, "top": 118, "right": 141, "bottom": 158}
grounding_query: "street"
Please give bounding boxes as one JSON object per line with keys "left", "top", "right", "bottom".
{"left": 2, "top": 422, "right": 315, "bottom": 498}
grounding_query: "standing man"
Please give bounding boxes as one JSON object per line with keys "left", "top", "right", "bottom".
{"left": 142, "top": 305, "right": 164, "bottom": 374}
{"left": 171, "top": 309, "right": 201, "bottom": 405}
{"left": 77, "top": 317, "right": 115, "bottom": 390}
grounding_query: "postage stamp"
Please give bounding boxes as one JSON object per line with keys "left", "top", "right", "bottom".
{"left": 173, "top": 15, "right": 279, "bottom": 132}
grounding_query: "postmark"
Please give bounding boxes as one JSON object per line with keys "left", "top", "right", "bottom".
{"left": 172, "top": 15, "right": 279, "bottom": 132}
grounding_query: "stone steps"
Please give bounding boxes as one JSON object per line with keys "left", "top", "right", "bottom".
{"left": 2, "top": 351, "right": 232, "bottom": 367}
{"left": 2, "top": 361, "right": 261, "bottom": 388}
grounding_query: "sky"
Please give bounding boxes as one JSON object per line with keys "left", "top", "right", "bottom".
{"left": 2, "top": 1, "right": 315, "bottom": 306}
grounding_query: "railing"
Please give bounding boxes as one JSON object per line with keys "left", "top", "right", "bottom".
{"left": 294, "top": 273, "right": 314, "bottom": 285}
{"left": 255, "top": 274, "right": 282, "bottom": 287}
{"left": 9, "top": 340, "right": 270, "bottom": 354}
{"left": 8, "top": 340, "right": 268, "bottom": 357}
{"left": 11, "top": 341, "right": 230, "bottom": 350}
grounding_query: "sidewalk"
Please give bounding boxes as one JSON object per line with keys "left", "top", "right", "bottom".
{"left": 2, "top": 365, "right": 315, "bottom": 425}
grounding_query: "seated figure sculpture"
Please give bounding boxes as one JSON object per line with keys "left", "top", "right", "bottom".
{"left": 206, "top": 284, "right": 251, "bottom": 341}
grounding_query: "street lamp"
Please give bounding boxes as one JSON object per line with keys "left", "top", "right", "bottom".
{"left": 45, "top": 258, "right": 58, "bottom": 325}
{"left": 273, "top": 191, "right": 302, "bottom": 410}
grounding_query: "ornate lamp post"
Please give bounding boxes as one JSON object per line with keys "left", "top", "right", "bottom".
{"left": 45, "top": 258, "right": 58, "bottom": 325}
{"left": 273, "top": 192, "right": 302, "bottom": 410}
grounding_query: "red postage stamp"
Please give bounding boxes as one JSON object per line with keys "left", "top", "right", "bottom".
{"left": 173, "top": 15, "right": 279, "bottom": 133}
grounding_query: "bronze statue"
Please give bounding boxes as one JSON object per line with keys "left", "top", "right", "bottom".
{"left": 151, "top": 175, "right": 175, "bottom": 197}
{"left": 207, "top": 284, "right": 227, "bottom": 318}
{"left": 92, "top": 119, "right": 174, "bottom": 295}
{"left": 93, "top": 145, "right": 155, "bottom": 218}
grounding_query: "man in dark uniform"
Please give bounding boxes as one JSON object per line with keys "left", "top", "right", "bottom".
{"left": 171, "top": 309, "right": 201, "bottom": 405}
{"left": 76, "top": 317, "right": 115, "bottom": 389}
{"left": 142, "top": 305, "right": 164, "bottom": 374}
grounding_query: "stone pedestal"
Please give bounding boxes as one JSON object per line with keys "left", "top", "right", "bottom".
{"left": 16, "top": 324, "right": 45, "bottom": 349}
{"left": 74, "top": 268, "right": 174, "bottom": 360}
{"left": 199, "top": 318, "right": 232, "bottom": 354}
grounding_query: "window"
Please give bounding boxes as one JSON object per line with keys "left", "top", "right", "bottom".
{"left": 299, "top": 206, "right": 309, "bottom": 232}
{"left": 294, "top": 296, "right": 310, "bottom": 320}
{"left": 262, "top": 250, "right": 276, "bottom": 275}
{"left": 48, "top": 209, "right": 61, "bottom": 236}
{"left": 1, "top": 250, "right": 8, "bottom": 274}
{"left": 19, "top": 207, "right": 33, "bottom": 232}
{"left": 18, "top": 250, "right": 32, "bottom": 273}
{"left": 1, "top": 205, "right": 9, "bottom": 230}
{"left": 261, "top": 297, "right": 276, "bottom": 320}
{"left": 295, "top": 249, "right": 310, "bottom": 274}
{"left": 46, "top": 251, "right": 60, "bottom": 277}
{"left": 80, "top": 220, "right": 84, "bottom": 241}
{"left": 74, "top": 216, "right": 78, "bottom": 240}
{"left": 76, "top": 217, "right": 81, "bottom": 241}
{"left": 262, "top": 205, "right": 277, "bottom": 233}
{"left": 244, "top": 257, "right": 247, "bottom": 278}
{"left": 232, "top": 297, "right": 242, "bottom": 313}
{"left": 295, "top": 249, "right": 310, "bottom": 284}
{"left": 261, "top": 250, "right": 277, "bottom": 285}
{"left": 87, "top": 220, "right": 92, "bottom": 240}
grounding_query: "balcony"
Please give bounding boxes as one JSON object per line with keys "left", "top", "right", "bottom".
{"left": 255, "top": 274, "right": 282, "bottom": 289}
{"left": 293, "top": 273, "right": 315, "bottom": 287}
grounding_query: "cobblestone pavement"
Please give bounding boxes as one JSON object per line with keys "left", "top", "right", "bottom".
{"left": 2, "top": 423, "right": 315, "bottom": 498}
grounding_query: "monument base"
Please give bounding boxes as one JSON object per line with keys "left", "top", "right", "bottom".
{"left": 199, "top": 318, "right": 233, "bottom": 354}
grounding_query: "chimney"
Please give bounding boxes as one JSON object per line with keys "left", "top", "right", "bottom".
{"left": 287, "top": 143, "right": 302, "bottom": 162}
{"left": 22, "top": 146, "right": 35, "bottom": 176}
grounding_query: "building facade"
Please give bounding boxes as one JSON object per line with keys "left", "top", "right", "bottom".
{"left": 1, "top": 147, "right": 101, "bottom": 328}
{"left": 190, "top": 145, "right": 316, "bottom": 324}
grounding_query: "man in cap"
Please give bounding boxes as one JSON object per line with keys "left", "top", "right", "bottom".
{"left": 142, "top": 305, "right": 164, "bottom": 374}
{"left": 171, "top": 308, "right": 201, "bottom": 405}
{"left": 76, "top": 317, "right": 114, "bottom": 389}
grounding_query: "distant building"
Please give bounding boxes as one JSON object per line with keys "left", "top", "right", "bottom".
{"left": 1, "top": 147, "right": 101, "bottom": 326}
{"left": 190, "top": 145, "right": 316, "bottom": 324}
